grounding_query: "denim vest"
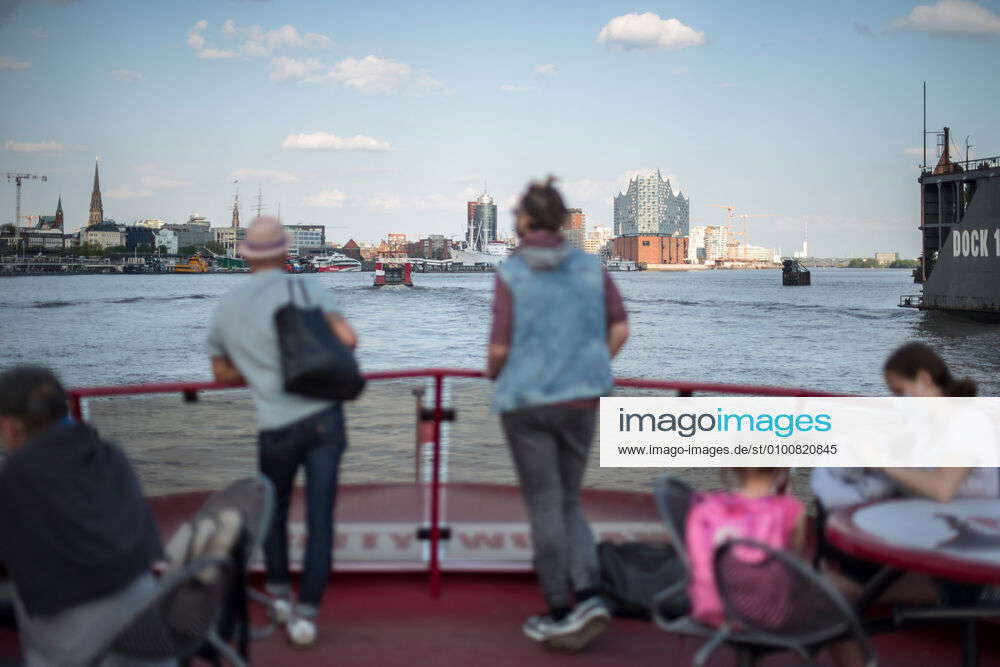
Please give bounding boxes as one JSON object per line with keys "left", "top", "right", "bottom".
{"left": 492, "top": 247, "right": 613, "bottom": 413}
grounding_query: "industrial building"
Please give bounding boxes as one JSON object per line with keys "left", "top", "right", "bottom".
{"left": 612, "top": 236, "right": 688, "bottom": 265}
{"left": 284, "top": 224, "right": 326, "bottom": 250}
{"left": 564, "top": 208, "right": 585, "bottom": 250}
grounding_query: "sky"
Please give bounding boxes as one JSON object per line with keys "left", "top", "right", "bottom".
{"left": 1, "top": 0, "right": 999, "bottom": 257}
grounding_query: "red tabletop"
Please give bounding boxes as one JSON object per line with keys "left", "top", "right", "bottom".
{"left": 826, "top": 498, "right": 1000, "bottom": 585}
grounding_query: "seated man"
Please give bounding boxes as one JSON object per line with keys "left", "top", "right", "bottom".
{"left": 0, "top": 366, "right": 165, "bottom": 666}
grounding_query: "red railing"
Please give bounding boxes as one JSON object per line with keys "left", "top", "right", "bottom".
{"left": 66, "top": 367, "right": 843, "bottom": 597}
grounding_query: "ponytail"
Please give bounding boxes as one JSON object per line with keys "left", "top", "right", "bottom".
{"left": 517, "top": 176, "right": 568, "bottom": 232}
{"left": 945, "top": 377, "right": 978, "bottom": 397}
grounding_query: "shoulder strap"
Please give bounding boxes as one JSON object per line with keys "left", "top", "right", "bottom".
{"left": 286, "top": 277, "right": 312, "bottom": 306}
{"left": 297, "top": 277, "right": 311, "bottom": 305}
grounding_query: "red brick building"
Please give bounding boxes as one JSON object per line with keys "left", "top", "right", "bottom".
{"left": 340, "top": 239, "right": 362, "bottom": 261}
{"left": 613, "top": 236, "right": 688, "bottom": 265}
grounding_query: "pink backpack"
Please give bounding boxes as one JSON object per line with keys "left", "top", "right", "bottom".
{"left": 685, "top": 492, "right": 802, "bottom": 626}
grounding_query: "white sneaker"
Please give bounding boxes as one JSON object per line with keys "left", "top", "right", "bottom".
{"left": 270, "top": 598, "right": 293, "bottom": 625}
{"left": 522, "top": 598, "right": 610, "bottom": 653}
{"left": 287, "top": 616, "right": 317, "bottom": 648}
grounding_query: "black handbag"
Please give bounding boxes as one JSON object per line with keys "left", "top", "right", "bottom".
{"left": 274, "top": 278, "right": 365, "bottom": 400}
{"left": 597, "top": 540, "right": 687, "bottom": 619}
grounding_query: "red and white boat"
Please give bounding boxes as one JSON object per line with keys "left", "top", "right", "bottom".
{"left": 314, "top": 252, "right": 362, "bottom": 273}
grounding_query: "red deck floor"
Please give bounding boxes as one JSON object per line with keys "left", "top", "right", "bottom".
{"left": 2, "top": 571, "right": 998, "bottom": 666}
{"left": 2, "top": 484, "right": 997, "bottom": 665}
{"left": 240, "top": 571, "right": 1000, "bottom": 667}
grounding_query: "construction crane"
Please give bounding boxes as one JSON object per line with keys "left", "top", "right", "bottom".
{"left": 5, "top": 172, "right": 47, "bottom": 243}
{"left": 709, "top": 204, "right": 771, "bottom": 239}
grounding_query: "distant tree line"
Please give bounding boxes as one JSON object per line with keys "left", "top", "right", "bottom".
{"left": 847, "top": 258, "right": 918, "bottom": 269}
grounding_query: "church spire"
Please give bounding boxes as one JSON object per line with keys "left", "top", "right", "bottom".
{"left": 231, "top": 178, "right": 240, "bottom": 228}
{"left": 55, "top": 195, "right": 64, "bottom": 230}
{"left": 88, "top": 159, "right": 103, "bottom": 226}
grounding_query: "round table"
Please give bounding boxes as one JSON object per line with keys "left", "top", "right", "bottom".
{"left": 827, "top": 498, "right": 1000, "bottom": 585}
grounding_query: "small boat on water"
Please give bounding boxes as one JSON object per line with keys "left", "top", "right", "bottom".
{"left": 174, "top": 256, "right": 209, "bottom": 274}
{"left": 374, "top": 260, "right": 413, "bottom": 287}
{"left": 315, "top": 252, "right": 363, "bottom": 273}
{"left": 605, "top": 258, "right": 640, "bottom": 272}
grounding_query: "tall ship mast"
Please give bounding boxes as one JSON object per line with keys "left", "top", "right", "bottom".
{"left": 901, "top": 91, "right": 1000, "bottom": 319}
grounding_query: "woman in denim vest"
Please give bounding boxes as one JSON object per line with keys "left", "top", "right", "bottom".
{"left": 488, "top": 177, "right": 629, "bottom": 652}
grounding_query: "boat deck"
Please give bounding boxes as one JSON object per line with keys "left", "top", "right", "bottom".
{"left": 5, "top": 574, "right": 994, "bottom": 666}
{"left": 2, "top": 483, "right": 998, "bottom": 665}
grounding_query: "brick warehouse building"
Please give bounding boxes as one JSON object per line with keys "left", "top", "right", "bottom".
{"left": 613, "top": 236, "right": 688, "bottom": 265}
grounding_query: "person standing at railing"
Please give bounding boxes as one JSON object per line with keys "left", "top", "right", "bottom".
{"left": 487, "top": 177, "right": 629, "bottom": 652}
{"left": 0, "top": 366, "right": 168, "bottom": 667}
{"left": 207, "top": 216, "right": 358, "bottom": 649}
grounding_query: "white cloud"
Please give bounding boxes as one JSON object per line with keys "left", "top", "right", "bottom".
{"left": 327, "top": 55, "right": 441, "bottom": 94}
{"left": 187, "top": 19, "right": 207, "bottom": 50}
{"left": 0, "top": 56, "right": 31, "bottom": 70}
{"left": 305, "top": 190, "right": 351, "bottom": 208}
{"left": 903, "top": 147, "right": 924, "bottom": 157}
{"left": 281, "top": 131, "right": 392, "bottom": 151}
{"left": 270, "top": 56, "right": 324, "bottom": 82}
{"left": 893, "top": 0, "right": 1000, "bottom": 37}
{"left": 197, "top": 48, "right": 238, "bottom": 60}
{"left": 106, "top": 165, "right": 189, "bottom": 199}
{"left": 231, "top": 168, "right": 299, "bottom": 184}
{"left": 110, "top": 69, "right": 142, "bottom": 82}
{"left": 534, "top": 63, "right": 558, "bottom": 77}
{"left": 4, "top": 139, "right": 68, "bottom": 152}
{"left": 499, "top": 83, "right": 534, "bottom": 93}
{"left": 717, "top": 81, "right": 738, "bottom": 88}
{"left": 189, "top": 19, "right": 330, "bottom": 61}
{"left": 597, "top": 12, "right": 705, "bottom": 51}
{"left": 364, "top": 193, "right": 457, "bottom": 211}
{"left": 559, "top": 168, "right": 682, "bottom": 209}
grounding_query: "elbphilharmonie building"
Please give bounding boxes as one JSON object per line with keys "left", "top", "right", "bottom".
{"left": 613, "top": 170, "right": 689, "bottom": 237}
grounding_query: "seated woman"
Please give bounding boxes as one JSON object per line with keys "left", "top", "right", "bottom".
{"left": 821, "top": 342, "right": 998, "bottom": 667}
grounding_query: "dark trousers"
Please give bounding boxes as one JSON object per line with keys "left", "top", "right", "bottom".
{"left": 258, "top": 404, "right": 347, "bottom": 613}
{"left": 501, "top": 404, "right": 599, "bottom": 610}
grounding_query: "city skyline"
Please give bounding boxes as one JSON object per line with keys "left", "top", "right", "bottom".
{"left": 2, "top": 0, "right": 999, "bottom": 256}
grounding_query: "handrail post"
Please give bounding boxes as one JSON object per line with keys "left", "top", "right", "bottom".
{"left": 428, "top": 372, "right": 444, "bottom": 597}
{"left": 68, "top": 392, "right": 83, "bottom": 421}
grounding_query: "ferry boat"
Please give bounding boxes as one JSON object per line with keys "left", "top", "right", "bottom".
{"left": 314, "top": 252, "right": 362, "bottom": 273}
{"left": 374, "top": 260, "right": 413, "bottom": 286}
{"left": 1, "top": 370, "right": 991, "bottom": 666}
{"left": 173, "top": 256, "right": 209, "bottom": 274}
{"left": 604, "top": 258, "right": 640, "bottom": 272}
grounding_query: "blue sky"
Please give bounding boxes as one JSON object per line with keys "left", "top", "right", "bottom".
{"left": 2, "top": 0, "right": 999, "bottom": 256}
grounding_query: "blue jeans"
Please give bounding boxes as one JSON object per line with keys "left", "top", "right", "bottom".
{"left": 258, "top": 404, "right": 347, "bottom": 614}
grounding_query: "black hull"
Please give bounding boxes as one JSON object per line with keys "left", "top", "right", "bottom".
{"left": 916, "top": 160, "right": 1000, "bottom": 317}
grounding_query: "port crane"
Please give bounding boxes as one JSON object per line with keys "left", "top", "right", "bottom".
{"left": 709, "top": 204, "right": 771, "bottom": 240}
{"left": 5, "top": 172, "right": 47, "bottom": 243}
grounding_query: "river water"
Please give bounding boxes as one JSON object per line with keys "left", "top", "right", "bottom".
{"left": 2, "top": 269, "right": 999, "bottom": 497}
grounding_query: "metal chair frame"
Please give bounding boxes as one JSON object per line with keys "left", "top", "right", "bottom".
{"left": 63, "top": 556, "right": 241, "bottom": 667}
{"left": 650, "top": 474, "right": 877, "bottom": 667}
{"left": 189, "top": 475, "right": 277, "bottom": 641}
{"left": 714, "top": 537, "right": 878, "bottom": 667}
